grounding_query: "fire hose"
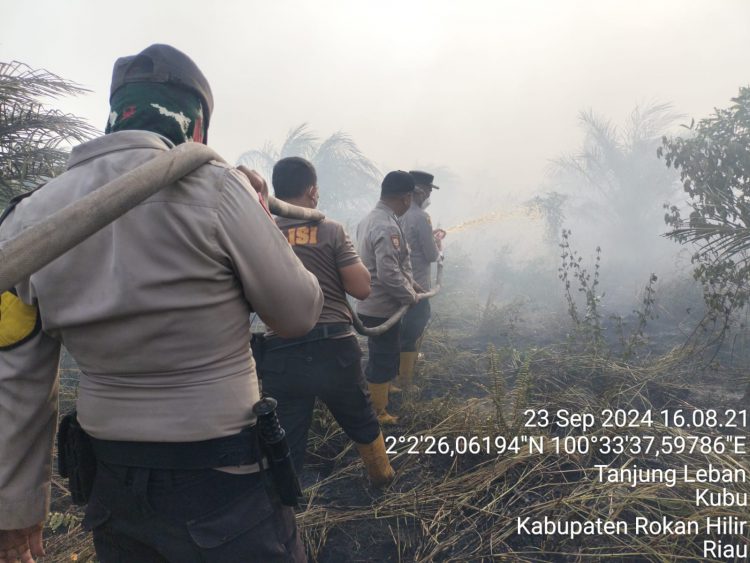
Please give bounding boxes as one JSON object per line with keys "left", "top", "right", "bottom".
{"left": 351, "top": 257, "right": 443, "bottom": 336}
{"left": 0, "top": 141, "right": 443, "bottom": 336}
{"left": 0, "top": 143, "right": 323, "bottom": 294}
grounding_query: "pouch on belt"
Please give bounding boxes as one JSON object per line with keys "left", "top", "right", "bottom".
{"left": 57, "top": 411, "right": 97, "bottom": 505}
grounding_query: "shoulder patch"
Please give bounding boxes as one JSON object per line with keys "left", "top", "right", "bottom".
{"left": 391, "top": 234, "right": 401, "bottom": 249}
{"left": 0, "top": 291, "right": 41, "bottom": 350}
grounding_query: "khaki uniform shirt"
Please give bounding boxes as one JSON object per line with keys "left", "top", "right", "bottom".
{"left": 401, "top": 201, "right": 440, "bottom": 289}
{"left": 274, "top": 217, "right": 359, "bottom": 328}
{"left": 355, "top": 201, "right": 416, "bottom": 317}
{"left": 0, "top": 131, "right": 323, "bottom": 529}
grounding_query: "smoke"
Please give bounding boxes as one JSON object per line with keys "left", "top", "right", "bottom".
{"left": 353, "top": 104, "right": 708, "bottom": 328}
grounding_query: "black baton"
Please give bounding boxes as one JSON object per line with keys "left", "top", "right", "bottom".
{"left": 252, "top": 397, "right": 302, "bottom": 507}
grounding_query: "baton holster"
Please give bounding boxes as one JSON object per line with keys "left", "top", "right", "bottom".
{"left": 57, "top": 411, "right": 97, "bottom": 505}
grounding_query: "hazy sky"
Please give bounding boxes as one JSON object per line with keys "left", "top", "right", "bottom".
{"left": 2, "top": 0, "right": 749, "bottom": 207}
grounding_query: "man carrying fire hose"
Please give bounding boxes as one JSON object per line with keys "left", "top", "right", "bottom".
{"left": 0, "top": 44, "right": 322, "bottom": 562}
{"left": 397, "top": 170, "right": 446, "bottom": 392}
{"left": 257, "top": 157, "right": 395, "bottom": 487}
{"left": 356, "top": 171, "right": 423, "bottom": 425}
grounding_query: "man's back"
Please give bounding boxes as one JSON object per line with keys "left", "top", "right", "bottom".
{"left": 400, "top": 201, "right": 439, "bottom": 289}
{"left": 261, "top": 155, "right": 390, "bottom": 483}
{"left": 275, "top": 217, "right": 358, "bottom": 325}
{"left": 356, "top": 202, "right": 414, "bottom": 317}
{"left": 1, "top": 130, "right": 322, "bottom": 442}
{"left": 0, "top": 43, "right": 319, "bottom": 562}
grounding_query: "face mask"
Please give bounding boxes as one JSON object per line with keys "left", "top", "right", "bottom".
{"left": 421, "top": 196, "right": 431, "bottom": 210}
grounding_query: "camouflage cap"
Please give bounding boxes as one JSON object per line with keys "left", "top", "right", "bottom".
{"left": 110, "top": 44, "right": 214, "bottom": 134}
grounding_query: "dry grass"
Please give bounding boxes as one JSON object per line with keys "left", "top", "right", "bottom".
{"left": 293, "top": 330, "right": 750, "bottom": 562}
{"left": 41, "top": 314, "right": 750, "bottom": 562}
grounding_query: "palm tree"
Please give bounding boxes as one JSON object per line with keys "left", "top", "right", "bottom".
{"left": 0, "top": 61, "right": 97, "bottom": 206}
{"left": 553, "top": 103, "right": 682, "bottom": 237}
{"left": 238, "top": 124, "right": 380, "bottom": 224}
{"left": 549, "top": 103, "right": 684, "bottom": 300}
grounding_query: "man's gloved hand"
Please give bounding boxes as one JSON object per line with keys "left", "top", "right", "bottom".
{"left": 0, "top": 523, "right": 45, "bottom": 563}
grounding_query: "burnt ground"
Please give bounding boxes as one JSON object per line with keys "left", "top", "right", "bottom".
{"left": 39, "top": 292, "right": 750, "bottom": 562}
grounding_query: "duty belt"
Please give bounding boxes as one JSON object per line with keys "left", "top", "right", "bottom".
{"left": 90, "top": 426, "right": 263, "bottom": 470}
{"left": 263, "top": 322, "right": 353, "bottom": 352}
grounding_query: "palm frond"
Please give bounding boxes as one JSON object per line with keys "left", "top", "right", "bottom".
{"left": 0, "top": 61, "right": 91, "bottom": 104}
{"left": 667, "top": 184, "right": 750, "bottom": 261}
{"left": 313, "top": 131, "right": 380, "bottom": 219}
{"left": 0, "top": 61, "right": 97, "bottom": 205}
{"left": 625, "top": 102, "right": 682, "bottom": 146}
{"left": 237, "top": 125, "right": 380, "bottom": 222}
{"left": 669, "top": 224, "right": 750, "bottom": 259}
{"left": 579, "top": 109, "right": 622, "bottom": 169}
{"left": 236, "top": 142, "right": 278, "bottom": 180}
{"left": 314, "top": 131, "right": 379, "bottom": 182}
{"left": 279, "top": 123, "right": 319, "bottom": 160}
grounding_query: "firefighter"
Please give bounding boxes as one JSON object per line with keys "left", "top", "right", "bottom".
{"left": 0, "top": 44, "right": 323, "bottom": 562}
{"left": 397, "top": 170, "right": 446, "bottom": 390}
{"left": 356, "top": 171, "right": 421, "bottom": 425}
{"left": 258, "top": 156, "right": 395, "bottom": 487}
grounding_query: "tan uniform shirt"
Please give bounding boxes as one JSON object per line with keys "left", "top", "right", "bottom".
{"left": 401, "top": 201, "right": 440, "bottom": 289}
{"left": 355, "top": 201, "right": 416, "bottom": 317}
{"left": 275, "top": 217, "right": 360, "bottom": 327}
{"left": 401, "top": 201, "right": 440, "bottom": 291}
{"left": 0, "top": 131, "right": 323, "bottom": 529}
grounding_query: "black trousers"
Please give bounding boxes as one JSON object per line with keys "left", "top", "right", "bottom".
{"left": 400, "top": 299, "right": 431, "bottom": 352}
{"left": 359, "top": 315, "right": 402, "bottom": 384}
{"left": 82, "top": 461, "right": 306, "bottom": 562}
{"left": 259, "top": 335, "right": 380, "bottom": 472}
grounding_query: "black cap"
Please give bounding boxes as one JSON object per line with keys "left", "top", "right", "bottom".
{"left": 110, "top": 44, "right": 214, "bottom": 131}
{"left": 382, "top": 171, "right": 416, "bottom": 195}
{"left": 409, "top": 170, "right": 439, "bottom": 189}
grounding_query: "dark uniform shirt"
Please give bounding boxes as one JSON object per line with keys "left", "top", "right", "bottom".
{"left": 275, "top": 217, "right": 360, "bottom": 325}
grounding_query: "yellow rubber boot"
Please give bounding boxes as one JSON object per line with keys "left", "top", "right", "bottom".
{"left": 368, "top": 382, "right": 399, "bottom": 425}
{"left": 398, "top": 351, "right": 419, "bottom": 391}
{"left": 356, "top": 432, "right": 395, "bottom": 487}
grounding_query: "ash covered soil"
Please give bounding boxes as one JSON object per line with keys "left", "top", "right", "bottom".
{"left": 42, "top": 298, "right": 749, "bottom": 562}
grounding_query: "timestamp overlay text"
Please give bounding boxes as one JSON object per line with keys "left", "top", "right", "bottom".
{"left": 387, "top": 408, "right": 750, "bottom": 559}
